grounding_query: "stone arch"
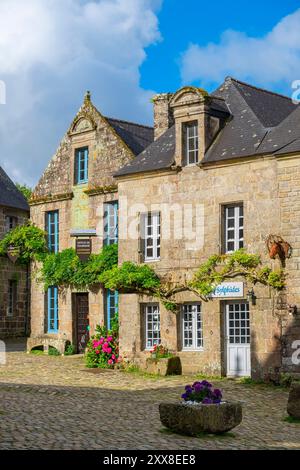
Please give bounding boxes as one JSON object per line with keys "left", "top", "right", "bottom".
{"left": 70, "top": 115, "right": 96, "bottom": 135}
{"left": 169, "top": 86, "right": 209, "bottom": 108}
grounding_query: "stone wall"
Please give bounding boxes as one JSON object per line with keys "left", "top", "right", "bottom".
{"left": 0, "top": 206, "right": 29, "bottom": 338}
{"left": 277, "top": 157, "right": 300, "bottom": 373}
{"left": 117, "top": 155, "right": 297, "bottom": 377}
{"left": 30, "top": 95, "right": 135, "bottom": 349}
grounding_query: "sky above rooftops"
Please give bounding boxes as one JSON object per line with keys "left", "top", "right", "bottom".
{"left": 0, "top": 0, "right": 299, "bottom": 186}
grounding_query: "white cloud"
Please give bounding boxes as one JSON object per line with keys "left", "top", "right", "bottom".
{"left": 181, "top": 9, "right": 300, "bottom": 91}
{"left": 0, "top": 0, "right": 162, "bottom": 186}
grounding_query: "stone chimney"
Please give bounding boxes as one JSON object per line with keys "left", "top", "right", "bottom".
{"left": 152, "top": 93, "right": 174, "bottom": 141}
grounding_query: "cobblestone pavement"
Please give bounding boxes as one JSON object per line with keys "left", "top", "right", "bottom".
{"left": 0, "top": 352, "right": 299, "bottom": 450}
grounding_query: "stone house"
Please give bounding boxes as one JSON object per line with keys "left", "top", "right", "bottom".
{"left": 29, "top": 78, "right": 300, "bottom": 379}
{"left": 0, "top": 167, "right": 29, "bottom": 338}
{"left": 29, "top": 92, "right": 153, "bottom": 353}
{"left": 115, "top": 78, "right": 300, "bottom": 379}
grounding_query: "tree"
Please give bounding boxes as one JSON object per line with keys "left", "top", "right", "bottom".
{"left": 16, "top": 183, "right": 32, "bottom": 201}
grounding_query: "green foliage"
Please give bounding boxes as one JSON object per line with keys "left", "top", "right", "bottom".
{"left": 99, "top": 261, "right": 161, "bottom": 292}
{"left": 110, "top": 312, "right": 119, "bottom": 337}
{"left": 0, "top": 222, "right": 48, "bottom": 265}
{"left": 1, "top": 225, "right": 285, "bottom": 311}
{"left": 40, "top": 244, "right": 118, "bottom": 290}
{"left": 150, "top": 344, "right": 174, "bottom": 359}
{"left": 15, "top": 183, "right": 33, "bottom": 201}
{"left": 64, "top": 343, "right": 76, "bottom": 356}
{"left": 162, "top": 301, "right": 178, "bottom": 313}
{"left": 283, "top": 416, "right": 300, "bottom": 424}
{"left": 48, "top": 346, "right": 61, "bottom": 356}
{"left": 190, "top": 249, "right": 285, "bottom": 299}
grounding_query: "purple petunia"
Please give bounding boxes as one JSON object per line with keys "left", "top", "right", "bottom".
{"left": 202, "top": 398, "right": 213, "bottom": 404}
{"left": 181, "top": 380, "right": 223, "bottom": 405}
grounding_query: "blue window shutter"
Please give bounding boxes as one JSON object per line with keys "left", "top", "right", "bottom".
{"left": 107, "top": 289, "right": 111, "bottom": 329}
{"left": 106, "top": 289, "right": 118, "bottom": 330}
{"left": 48, "top": 286, "right": 59, "bottom": 333}
{"left": 54, "top": 211, "right": 59, "bottom": 253}
{"left": 84, "top": 148, "right": 89, "bottom": 182}
{"left": 75, "top": 147, "right": 89, "bottom": 184}
{"left": 46, "top": 211, "right": 59, "bottom": 253}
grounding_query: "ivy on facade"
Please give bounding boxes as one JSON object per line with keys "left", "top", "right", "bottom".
{"left": 0, "top": 223, "right": 285, "bottom": 311}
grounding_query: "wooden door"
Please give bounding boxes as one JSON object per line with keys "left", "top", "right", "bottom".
{"left": 76, "top": 294, "right": 89, "bottom": 353}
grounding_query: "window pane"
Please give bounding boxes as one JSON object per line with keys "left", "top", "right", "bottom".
{"left": 145, "top": 305, "right": 160, "bottom": 349}
{"left": 182, "top": 304, "right": 202, "bottom": 349}
{"left": 144, "top": 212, "right": 160, "bottom": 261}
{"left": 224, "top": 204, "right": 244, "bottom": 253}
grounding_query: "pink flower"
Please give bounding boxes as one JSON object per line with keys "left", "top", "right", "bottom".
{"left": 111, "top": 354, "right": 116, "bottom": 360}
{"left": 108, "top": 359, "right": 113, "bottom": 365}
{"left": 107, "top": 347, "right": 112, "bottom": 354}
{"left": 100, "top": 338, "right": 104, "bottom": 344}
{"left": 95, "top": 350, "right": 100, "bottom": 355}
{"left": 107, "top": 336, "right": 113, "bottom": 343}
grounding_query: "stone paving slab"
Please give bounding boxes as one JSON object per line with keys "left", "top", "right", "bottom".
{"left": 0, "top": 352, "right": 299, "bottom": 450}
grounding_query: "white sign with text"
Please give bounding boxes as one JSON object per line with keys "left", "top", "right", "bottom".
{"left": 211, "top": 282, "right": 244, "bottom": 298}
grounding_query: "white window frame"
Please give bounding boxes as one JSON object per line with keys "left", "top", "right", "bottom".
{"left": 143, "top": 212, "right": 160, "bottom": 262}
{"left": 224, "top": 204, "right": 244, "bottom": 253}
{"left": 184, "top": 121, "right": 199, "bottom": 165}
{"left": 145, "top": 304, "right": 160, "bottom": 350}
{"left": 182, "top": 303, "right": 203, "bottom": 351}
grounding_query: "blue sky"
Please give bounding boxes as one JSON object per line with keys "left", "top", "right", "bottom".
{"left": 0, "top": 0, "right": 300, "bottom": 187}
{"left": 142, "top": 0, "right": 300, "bottom": 93}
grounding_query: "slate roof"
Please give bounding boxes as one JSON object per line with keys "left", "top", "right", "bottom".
{"left": 116, "top": 77, "right": 300, "bottom": 176}
{"left": 114, "top": 125, "right": 175, "bottom": 176}
{"left": 106, "top": 117, "right": 154, "bottom": 156}
{"left": 0, "top": 166, "right": 29, "bottom": 211}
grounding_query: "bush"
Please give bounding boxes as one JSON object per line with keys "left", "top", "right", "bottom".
{"left": 150, "top": 344, "right": 173, "bottom": 359}
{"left": 85, "top": 314, "right": 119, "bottom": 368}
{"left": 48, "top": 346, "right": 61, "bottom": 356}
{"left": 64, "top": 343, "right": 76, "bottom": 356}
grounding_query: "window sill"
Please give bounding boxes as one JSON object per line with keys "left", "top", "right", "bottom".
{"left": 144, "top": 258, "right": 161, "bottom": 263}
{"left": 181, "top": 348, "right": 204, "bottom": 352}
{"left": 184, "top": 163, "right": 199, "bottom": 168}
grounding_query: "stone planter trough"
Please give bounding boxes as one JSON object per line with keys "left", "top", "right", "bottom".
{"left": 145, "top": 356, "right": 182, "bottom": 376}
{"left": 159, "top": 401, "right": 242, "bottom": 435}
{"left": 287, "top": 382, "right": 300, "bottom": 419}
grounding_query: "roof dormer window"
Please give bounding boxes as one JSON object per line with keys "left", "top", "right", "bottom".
{"left": 183, "top": 121, "right": 198, "bottom": 165}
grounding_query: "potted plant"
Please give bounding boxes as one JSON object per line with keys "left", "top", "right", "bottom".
{"left": 145, "top": 344, "right": 182, "bottom": 376}
{"left": 159, "top": 380, "right": 242, "bottom": 435}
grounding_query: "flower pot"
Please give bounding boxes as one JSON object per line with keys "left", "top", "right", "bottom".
{"left": 159, "top": 401, "right": 242, "bottom": 435}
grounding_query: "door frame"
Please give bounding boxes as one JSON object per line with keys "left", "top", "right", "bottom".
{"left": 224, "top": 299, "right": 251, "bottom": 377}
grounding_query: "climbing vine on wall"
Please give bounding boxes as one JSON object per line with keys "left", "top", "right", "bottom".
{"left": 0, "top": 223, "right": 285, "bottom": 310}
{"left": 0, "top": 222, "right": 48, "bottom": 265}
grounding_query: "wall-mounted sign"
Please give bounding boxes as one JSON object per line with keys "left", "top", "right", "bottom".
{"left": 7, "top": 245, "right": 20, "bottom": 264}
{"left": 211, "top": 282, "right": 244, "bottom": 298}
{"left": 76, "top": 239, "right": 92, "bottom": 261}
